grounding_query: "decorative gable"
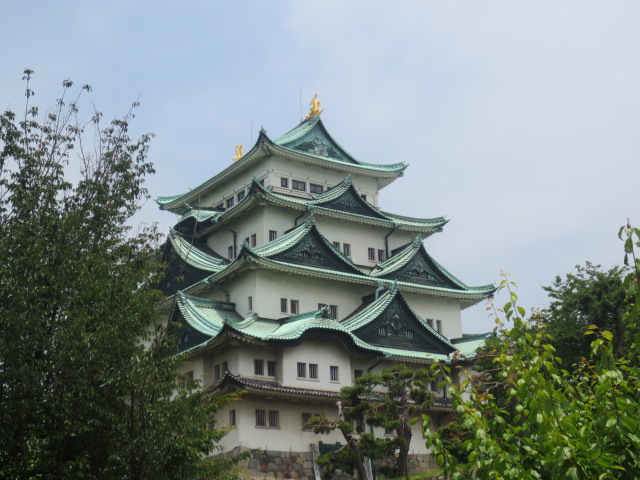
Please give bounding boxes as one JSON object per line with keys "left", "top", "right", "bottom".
{"left": 314, "top": 182, "right": 386, "bottom": 219}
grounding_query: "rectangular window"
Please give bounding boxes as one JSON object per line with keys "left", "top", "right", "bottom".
{"left": 256, "top": 409, "right": 266, "bottom": 427}
{"left": 244, "top": 236, "right": 250, "bottom": 245}
{"left": 280, "top": 298, "right": 288, "bottom": 313}
{"left": 333, "top": 241, "right": 340, "bottom": 249}
{"left": 254, "top": 359, "right": 264, "bottom": 376}
{"left": 302, "top": 412, "right": 312, "bottom": 430}
{"left": 229, "top": 409, "right": 237, "bottom": 426}
{"left": 436, "top": 319, "right": 442, "bottom": 333}
{"left": 185, "top": 370, "right": 194, "bottom": 384}
{"left": 330, "top": 366, "right": 339, "bottom": 382}
{"left": 426, "top": 318, "right": 434, "bottom": 328}
{"left": 215, "top": 203, "right": 223, "bottom": 209}
{"left": 237, "top": 190, "right": 245, "bottom": 202}
{"left": 297, "top": 362, "right": 307, "bottom": 378}
{"left": 250, "top": 234, "right": 257, "bottom": 247}
{"left": 269, "top": 230, "right": 277, "bottom": 241}
{"left": 355, "top": 416, "right": 365, "bottom": 431}
{"left": 222, "top": 361, "right": 228, "bottom": 373}
{"left": 226, "top": 197, "right": 235, "bottom": 208}
{"left": 214, "top": 364, "right": 221, "bottom": 381}
{"left": 227, "top": 246, "right": 234, "bottom": 259}
{"left": 354, "top": 369, "right": 363, "bottom": 379}
{"left": 292, "top": 180, "right": 306, "bottom": 191}
{"left": 267, "top": 360, "right": 276, "bottom": 377}
{"left": 361, "top": 194, "right": 367, "bottom": 202}
{"left": 269, "top": 410, "right": 280, "bottom": 428}
{"left": 430, "top": 380, "right": 439, "bottom": 392}
{"left": 329, "top": 305, "right": 338, "bottom": 319}
{"left": 280, "top": 177, "right": 288, "bottom": 188}
{"left": 368, "top": 248, "right": 375, "bottom": 261}
{"left": 343, "top": 244, "right": 351, "bottom": 257}
{"left": 309, "top": 363, "right": 318, "bottom": 379}
{"left": 290, "top": 299, "right": 299, "bottom": 314}
{"left": 310, "top": 183, "right": 323, "bottom": 194}
{"left": 378, "top": 249, "right": 386, "bottom": 261}
{"left": 259, "top": 179, "right": 264, "bottom": 186}
{"left": 318, "top": 302, "right": 327, "bottom": 309}
{"left": 248, "top": 296, "right": 253, "bottom": 311}
{"left": 385, "top": 426, "right": 394, "bottom": 435}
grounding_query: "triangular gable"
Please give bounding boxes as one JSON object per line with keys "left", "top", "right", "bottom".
{"left": 373, "top": 238, "right": 464, "bottom": 290}
{"left": 274, "top": 116, "right": 360, "bottom": 164}
{"left": 342, "top": 286, "right": 455, "bottom": 355}
{"left": 309, "top": 176, "right": 387, "bottom": 219}
{"left": 253, "top": 216, "right": 364, "bottom": 275}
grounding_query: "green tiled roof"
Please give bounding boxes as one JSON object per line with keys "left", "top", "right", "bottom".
{"left": 156, "top": 192, "right": 187, "bottom": 205}
{"left": 174, "top": 176, "right": 447, "bottom": 236}
{"left": 168, "top": 229, "right": 228, "bottom": 273}
{"left": 451, "top": 332, "right": 495, "bottom": 359}
{"left": 274, "top": 116, "right": 406, "bottom": 173}
{"left": 177, "top": 294, "right": 243, "bottom": 338}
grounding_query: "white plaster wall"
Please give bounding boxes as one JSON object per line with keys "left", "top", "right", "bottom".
{"left": 280, "top": 338, "right": 352, "bottom": 389}
{"left": 235, "top": 344, "right": 278, "bottom": 379}
{"left": 225, "top": 271, "right": 257, "bottom": 318}
{"left": 402, "top": 292, "right": 463, "bottom": 339}
{"left": 252, "top": 269, "right": 373, "bottom": 321}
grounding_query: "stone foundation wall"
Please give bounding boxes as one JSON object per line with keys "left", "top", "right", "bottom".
{"left": 214, "top": 447, "right": 439, "bottom": 480}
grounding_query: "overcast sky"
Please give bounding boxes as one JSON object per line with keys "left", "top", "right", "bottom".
{"left": 3, "top": 1, "right": 639, "bottom": 333}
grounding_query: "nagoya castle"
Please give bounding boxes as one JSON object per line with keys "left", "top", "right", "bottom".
{"left": 156, "top": 95, "right": 494, "bottom": 479}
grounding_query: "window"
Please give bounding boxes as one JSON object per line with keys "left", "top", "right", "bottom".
{"left": 254, "top": 359, "right": 264, "bottom": 376}
{"left": 378, "top": 249, "right": 386, "bottom": 261}
{"left": 226, "top": 197, "right": 235, "bottom": 208}
{"left": 267, "top": 360, "right": 276, "bottom": 377}
{"left": 330, "top": 366, "right": 339, "bottom": 382}
{"left": 227, "top": 246, "right": 234, "bottom": 259}
{"left": 259, "top": 179, "right": 264, "bottom": 186}
{"left": 280, "top": 298, "right": 288, "bottom": 313}
{"left": 222, "top": 361, "right": 228, "bottom": 373}
{"left": 185, "top": 370, "right": 194, "bottom": 384}
{"left": 426, "top": 318, "right": 434, "bottom": 328}
{"left": 214, "top": 364, "right": 221, "bottom": 381}
{"left": 269, "top": 230, "right": 277, "bottom": 241}
{"left": 229, "top": 409, "right": 236, "bottom": 426}
{"left": 430, "top": 380, "right": 439, "bottom": 392}
{"left": 318, "top": 303, "right": 327, "bottom": 309}
{"left": 405, "top": 329, "right": 414, "bottom": 339}
{"left": 256, "top": 409, "right": 266, "bottom": 427}
{"left": 302, "top": 413, "right": 312, "bottom": 430}
{"left": 244, "top": 236, "right": 250, "bottom": 245}
{"left": 436, "top": 319, "right": 442, "bottom": 333}
{"left": 269, "top": 410, "right": 280, "bottom": 428}
{"left": 329, "top": 305, "right": 338, "bottom": 319}
{"left": 292, "top": 180, "right": 306, "bottom": 191}
{"left": 332, "top": 241, "right": 341, "bottom": 249}
{"left": 361, "top": 194, "right": 367, "bottom": 202}
{"left": 250, "top": 234, "right": 257, "bottom": 247}
{"left": 385, "top": 426, "right": 394, "bottom": 435}
{"left": 248, "top": 296, "right": 253, "bottom": 311}
{"left": 378, "top": 325, "right": 388, "bottom": 336}
{"left": 280, "top": 177, "right": 288, "bottom": 188}
{"left": 343, "top": 243, "right": 351, "bottom": 257}
{"left": 297, "top": 362, "right": 307, "bottom": 378}
{"left": 290, "top": 299, "right": 299, "bottom": 314}
{"left": 354, "top": 369, "right": 363, "bottom": 379}
{"left": 309, "top": 363, "right": 318, "bottom": 379}
{"left": 368, "top": 248, "right": 375, "bottom": 261}
{"left": 237, "top": 190, "right": 245, "bottom": 202}
{"left": 215, "top": 203, "right": 223, "bottom": 209}
{"left": 310, "top": 183, "right": 323, "bottom": 194}
{"left": 355, "top": 416, "right": 365, "bottom": 431}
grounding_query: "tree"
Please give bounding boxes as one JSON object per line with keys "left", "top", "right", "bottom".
{"left": 0, "top": 71, "right": 244, "bottom": 479}
{"left": 541, "top": 262, "right": 628, "bottom": 366}
{"left": 311, "top": 363, "right": 434, "bottom": 479}
{"left": 424, "top": 224, "right": 640, "bottom": 479}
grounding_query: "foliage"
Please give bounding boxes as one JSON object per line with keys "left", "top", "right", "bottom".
{"left": 434, "top": 421, "right": 469, "bottom": 465}
{"left": 310, "top": 363, "right": 434, "bottom": 479}
{"left": 0, "top": 71, "right": 244, "bottom": 479}
{"left": 541, "top": 262, "right": 628, "bottom": 367}
{"left": 424, "top": 223, "right": 640, "bottom": 479}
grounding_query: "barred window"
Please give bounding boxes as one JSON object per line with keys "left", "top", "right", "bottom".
{"left": 343, "top": 243, "right": 351, "bottom": 257}
{"left": 297, "top": 362, "right": 307, "bottom": 378}
{"left": 256, "top": 409, "right": 266, "bottom": 427}
{"left": 269, "top": 230, "right": 277, "bottom": 241}
{"left": 290, "top": 299, "right": 299, "bottom": 314}
{"left": 329, "top": 305, "right": 338, "bottom": 319}
{"left": 267, "top": 360, "right": 276, "bottom": 377}
{"left": 229, "top": 409, "right": 236, "bottom": 426}
{"left": 378, "top": 249, "right": 386, "bottom": 261}
{"left": 436, "top": 320, "right": 442, "bottom": 333}
{"left": 302, "top": 412, "right": 312, "bottom": 430}
{"left": 226, "top": 197, "right": 235, "bottom": 208}
{"left": 330, "top": 366, "right": 339, "bottom": 382}
{"left": 368, "top": 248, "right": 375, "bottom": 261}
{"left": 237, "top": 190, "right": 245, "bottom": 202}
{"left": 280, "top": 298, "right": 288, "bottom": 313}
{"left": 310, "top": 183, "right": 323, "bottom": 194}
{"left": 254, "top": 359, "right": 264, "bottom": 376}
{"left": 354, "top": 369, "right": 363, "bottom": 379}
{"left": 309, "top": 363, "right": 318, "bottom": 379}
{"left": 269, "top": 410, "right": 280, "bottom": 428}
{"left": 214, "top": 364, "right": 221, "bottom": 381}
{"left": 292, "top": 180, "right": 306, "bottom": 191}
{"left": 281, "top": 177, "right": 288, "bottom": 188}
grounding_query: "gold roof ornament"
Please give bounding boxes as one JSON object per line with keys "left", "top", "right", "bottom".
{"left": 232, "top": 144, "right": 243, "bottom": 162}
{"left": 305, "top": 93, "right": 324, "bottom": 120}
